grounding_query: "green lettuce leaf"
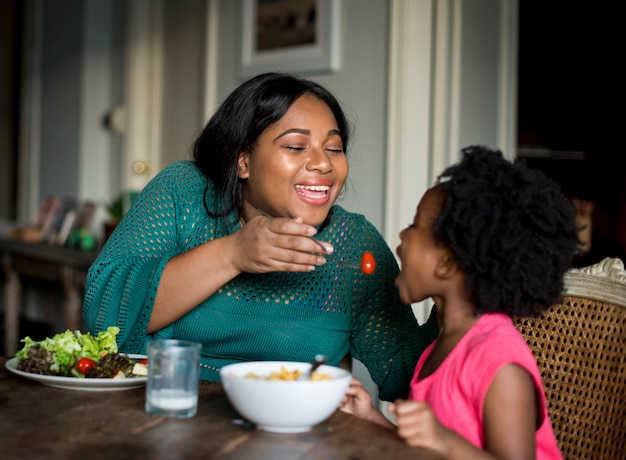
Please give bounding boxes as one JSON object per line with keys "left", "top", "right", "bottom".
{"left": 16, "top": 326, "right": 121, "bottom": 376}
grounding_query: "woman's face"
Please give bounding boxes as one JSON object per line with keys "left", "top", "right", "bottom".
{"left": 239, "top": 94, "right": 348, "bottom": 227}
{"left": 395, "top": 186, "right": 448, "bottom": 304}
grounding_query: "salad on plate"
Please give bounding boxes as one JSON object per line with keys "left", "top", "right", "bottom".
{"left": 15, "top": 326, "right": 147, "bottom": 379}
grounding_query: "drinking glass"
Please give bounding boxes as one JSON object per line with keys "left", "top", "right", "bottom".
{"left": 145, "top": 339, "right": 201, "bottom": 418}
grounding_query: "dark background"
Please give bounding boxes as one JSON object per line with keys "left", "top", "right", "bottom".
{"left": 517, "top": 2, "right": 625, "bottom": 263}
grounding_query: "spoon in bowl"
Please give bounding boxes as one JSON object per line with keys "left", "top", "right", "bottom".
{"left": 298, "top": 354, "right": 327, "bottom": 380}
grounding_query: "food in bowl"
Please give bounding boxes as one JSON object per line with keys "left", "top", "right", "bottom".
{"left": 244, "top": 365, "right": 332, "bottom": 381}
{"left": 220, "top": 361, "right": 351, "bottom": 433}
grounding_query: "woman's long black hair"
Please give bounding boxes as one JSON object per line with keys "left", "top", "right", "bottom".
{"left": 432, "top": 146, "right": 581, "bottom": 317}
{"left": 193, "top": 72, "right": 351, "bottom": 227}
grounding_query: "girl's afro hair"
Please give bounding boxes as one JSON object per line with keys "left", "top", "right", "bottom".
{"left": 433, "top": 145, "right": 581, "bottom": 317}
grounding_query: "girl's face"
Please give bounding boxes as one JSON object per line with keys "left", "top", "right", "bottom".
{"left": 238, "top": 94, "right": 348, "bottom": 227}
{"left": 395, "top": 186, "right": 448, "bottom": 304}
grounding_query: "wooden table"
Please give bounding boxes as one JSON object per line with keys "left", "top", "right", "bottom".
{"left": 0, "top": 357, "right": 442, "bottom": 460}
{"left": 0, "top": 238, "right": 99, "bottom": 355}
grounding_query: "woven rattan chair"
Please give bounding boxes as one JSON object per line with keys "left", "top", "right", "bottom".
{"left": 515, "top": 257, "right": 626, "bottom": 460}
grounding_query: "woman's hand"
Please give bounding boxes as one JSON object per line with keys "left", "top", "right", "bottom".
{"left": 230, "top": 215, "right": 334, "bottom": 274}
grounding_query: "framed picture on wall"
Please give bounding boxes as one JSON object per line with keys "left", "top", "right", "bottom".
{"left": 239, "top": 0, "right": 340, "bottom": 78}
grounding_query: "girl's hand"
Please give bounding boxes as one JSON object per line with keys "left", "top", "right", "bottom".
{"left": 390, "top": 399, "right": 451, "bottom": 453}
{"left": 339, "top": 378, "right": 377, "bottom": 419}
{"left": 231, "top": 215, "right": 333, "bottom": 274}
{"left": 341, "top": 378, "right": 401, "bottom": 429}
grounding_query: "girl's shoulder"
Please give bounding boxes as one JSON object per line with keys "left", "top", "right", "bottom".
{"left": 462, "top": 314, "right": 535, "bottom": 367}
{"left": 467, "top": 314, "right": 521, "bottom": 345}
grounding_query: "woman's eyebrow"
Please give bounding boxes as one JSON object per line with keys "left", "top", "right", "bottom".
{"left": 274, "top": 128, "right": 309, "bottom": 141}
{"left": 328, "top": 129, "right": 341, "bottom": 137}
{"left": 274, "top": 128, "right": 342, "bottom": 141}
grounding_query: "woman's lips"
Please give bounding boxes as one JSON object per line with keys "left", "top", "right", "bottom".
{"left": 294, "top": 184, "right": 331, "bottom": 204}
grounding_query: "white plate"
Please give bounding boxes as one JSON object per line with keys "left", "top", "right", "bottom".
{"left": 5, "top": 354, "right": 147, "bottom": 391}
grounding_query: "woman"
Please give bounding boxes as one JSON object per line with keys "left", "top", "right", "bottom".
{"left": 83, "top": 72, "right": 438, "bottom": 401}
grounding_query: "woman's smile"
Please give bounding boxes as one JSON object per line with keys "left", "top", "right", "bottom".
{"left": 238, "top": 94, "right": 348, "bottom": 226}
{"left": 294, "top": 180, "right": 333, "bottom": 205}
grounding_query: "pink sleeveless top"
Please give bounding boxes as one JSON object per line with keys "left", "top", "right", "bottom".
{"left": 408, "top": 313, "right": 563, "bottom": 459}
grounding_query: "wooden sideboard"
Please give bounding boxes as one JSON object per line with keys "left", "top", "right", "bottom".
{"left": 0, "top": 237, "right": 99, "bottom": 355}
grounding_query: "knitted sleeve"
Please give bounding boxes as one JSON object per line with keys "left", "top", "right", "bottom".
{"left": 82, "top": 162, "right": 194, "bottom": 353}
{"left": 341, "top": 213, "right": 440, "bottom": 401}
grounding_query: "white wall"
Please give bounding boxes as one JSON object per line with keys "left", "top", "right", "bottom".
{"left": 159, "top": 0, "right": 208, "bottom": 168}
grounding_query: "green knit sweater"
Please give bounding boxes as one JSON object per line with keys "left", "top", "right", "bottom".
{"left": 83, "top": 161, "right": 438, "bottom": 400}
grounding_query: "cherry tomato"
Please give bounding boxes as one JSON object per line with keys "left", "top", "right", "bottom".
{"left": 76, "top": 357, "right": 97, "bottom": 374}
{"left": 360, "top": 250, "right": 376, "bottom": 275}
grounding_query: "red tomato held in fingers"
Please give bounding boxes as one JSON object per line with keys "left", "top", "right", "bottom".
{"left": 360, "top": 251, "right": 376, "bottom": 275}
{"left": 76, "top": 357, "right": 97, "bottom": 374}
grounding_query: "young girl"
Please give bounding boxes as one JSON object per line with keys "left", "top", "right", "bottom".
{"left": 340, "top": 146, "right": 579, "bottom": 459}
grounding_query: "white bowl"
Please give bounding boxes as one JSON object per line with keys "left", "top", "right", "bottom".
{"left": 220, "top": 361, "right": 352, "bottom": 433}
